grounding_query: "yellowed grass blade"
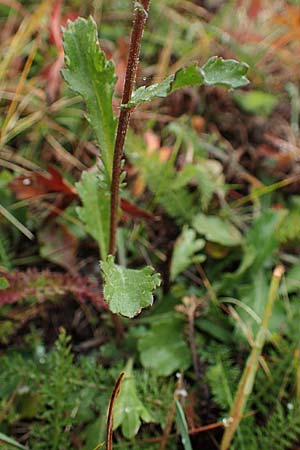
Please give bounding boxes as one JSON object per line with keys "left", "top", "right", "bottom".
{"left": 0, "top": 0, "right": 53, "bottom": 80}
{"left": 1, "top": 39, "right": 39, "bottom": 143}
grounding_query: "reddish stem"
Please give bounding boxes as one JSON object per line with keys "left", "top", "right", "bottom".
{"left": 109, "top": 0, "right": 151, "bottom": 255}
{"left": 106, "top": 372, "right": 125, "bottom": 450}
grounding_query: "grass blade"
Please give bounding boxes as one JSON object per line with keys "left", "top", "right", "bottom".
{"left": 175, "top": 399, "right": 193, "bottom": 450}
{"left": 0, "top": 432, "right": 28, "bottom": 449}
{"left": 0, "top": 204, "right": 34, "bottom": 240}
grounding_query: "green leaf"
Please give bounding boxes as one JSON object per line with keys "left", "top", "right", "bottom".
{"left": 234, "top": 90, "right": 278, "bottom": 117}
{"left": 113, "top": 359, "right": 154, "bottom": 439}
{"left": 199, "top": 57, "right": 249, "bottom": 88}
{"left": 175, "top": 400, "right": 193, "bottom": 450}
{"left": 277, "top": 205, "right": 300, "bottom": 244}
{"left": 243, "top": 209, "right": 287, "bottom": 274}
{"left": 205, "top": 351, "right": 240, "bottom": 411}
{"left": 0, "top": 276, "right": 9, "bottom": 289}
{"left": 125, "top": 132, "right": 198, "bottom": 223}
{"left": 101, "top": 256, "right": 161, "bottom": 318}
{"left": 170, "top": 227, "right": 205, "bottom": 281}
{"left": 192, "top": 213, "right": 242, "bottom": 247}
{"left": 124, "top": 57, "right": 249, "bottom": 108}
{"left": 62, "top": 17, "right": 117, "bottom": 177}
{"left": 0, "top": 432, "right": 28, "bottom": 449}
{"left": 138, "top": 315, "right": 192, "bottom": 376}
{"left": 193, "top": 160, "right": 225, "bottom": 210}
{"left": 76, "top": 170, "right": 110, "bottom": 259}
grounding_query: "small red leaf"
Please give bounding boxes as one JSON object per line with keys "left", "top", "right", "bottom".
{"left": 10, "top": 169, "right": 153, "bottom": 222}
{"left": 120, "top": 198, "right": 154, "bottom": 221}
{"left": 10, "top": 167, "right": 76, "bottom": 200}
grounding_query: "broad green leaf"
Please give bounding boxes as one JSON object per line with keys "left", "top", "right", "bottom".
{"left": 101, "top": 256, "right": 161, "bottom": 318}
{"left": 62, "top": 17, "right": 117, "bottom": 177}
{"left": 175, "top": 400, "right": 193, "bottom": 450}
{"left": 170, "top": 228, "right": 205, "bottom": 281}
{"left": 234, "top": 90, "right": 278, "bottom": 117}
{"left": 138, "top": 315, "right": 191, "bottom": 376}
{"left": 113, "top": 359, "right": 154, "bottom": 439}
{"left": 124, "top": 57, "right": 249, "bottom": 108}
{"left": 0, "top": 432, "right": 28, "bottom": 449}
{"left": 76, "top": 170, "right": 110, "bottom": 259}
{"left": 192, "top": 213, "right": 242, "bottom": 247}
{"left": 199, "top": 57, "right": 249, "bottom": 88}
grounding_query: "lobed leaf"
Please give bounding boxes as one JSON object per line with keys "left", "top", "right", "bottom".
{"left": 101, "top": 256, "right": 161, "bottom": 318}
{"left": 62, "top": 17, "right": 117, "bottom": 178}
{"left": 170, "top": 227, "right": 205, "bottom": 280}
{"left": 76, "top": 170, "right": 110, "bottom": 260}
{"left": 138, "top": 315, "right": 192, "bottom": 376}
{"left": 123, "top": 57, "right": 249, "bottom": 108}
{"left": 192, "top": 213, "right": 242, "bottom": 247}
{"left": 199, "top": 56, "right": 249, "bottom": 88}
{"left": 113, "top": 360, "right": 154, "bottom": 439}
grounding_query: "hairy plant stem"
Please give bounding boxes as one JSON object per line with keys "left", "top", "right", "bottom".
{"left": 109, "top": 0, "right": 151, "bottom": 256}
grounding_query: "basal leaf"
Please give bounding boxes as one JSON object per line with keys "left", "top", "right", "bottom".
{"left": 124, "top": 57, "right": 249, "bottom": 108}
{"left": 62, "top": 17, "right": 117, "bottom": 178}
{"left": 101, "top": 256, "right": 161, "bottom": 318}
{"left": 113, "top": 359, "right": 154, "bottom": 439}
{"left": 76, "top": 170, "right": 110, "bottom": 259}
{"left": 192, "top": 213, "right": 242, "bottom": 247}
{"left": 170, "top": 228, "right": 205, "bottom": 281}
{"left": 138, "top": 315, "right": 191, "bottom": 376}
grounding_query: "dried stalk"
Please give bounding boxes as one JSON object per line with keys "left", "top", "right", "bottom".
{"left": 220, "top": 265, "right": 285, "bottom": 450}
